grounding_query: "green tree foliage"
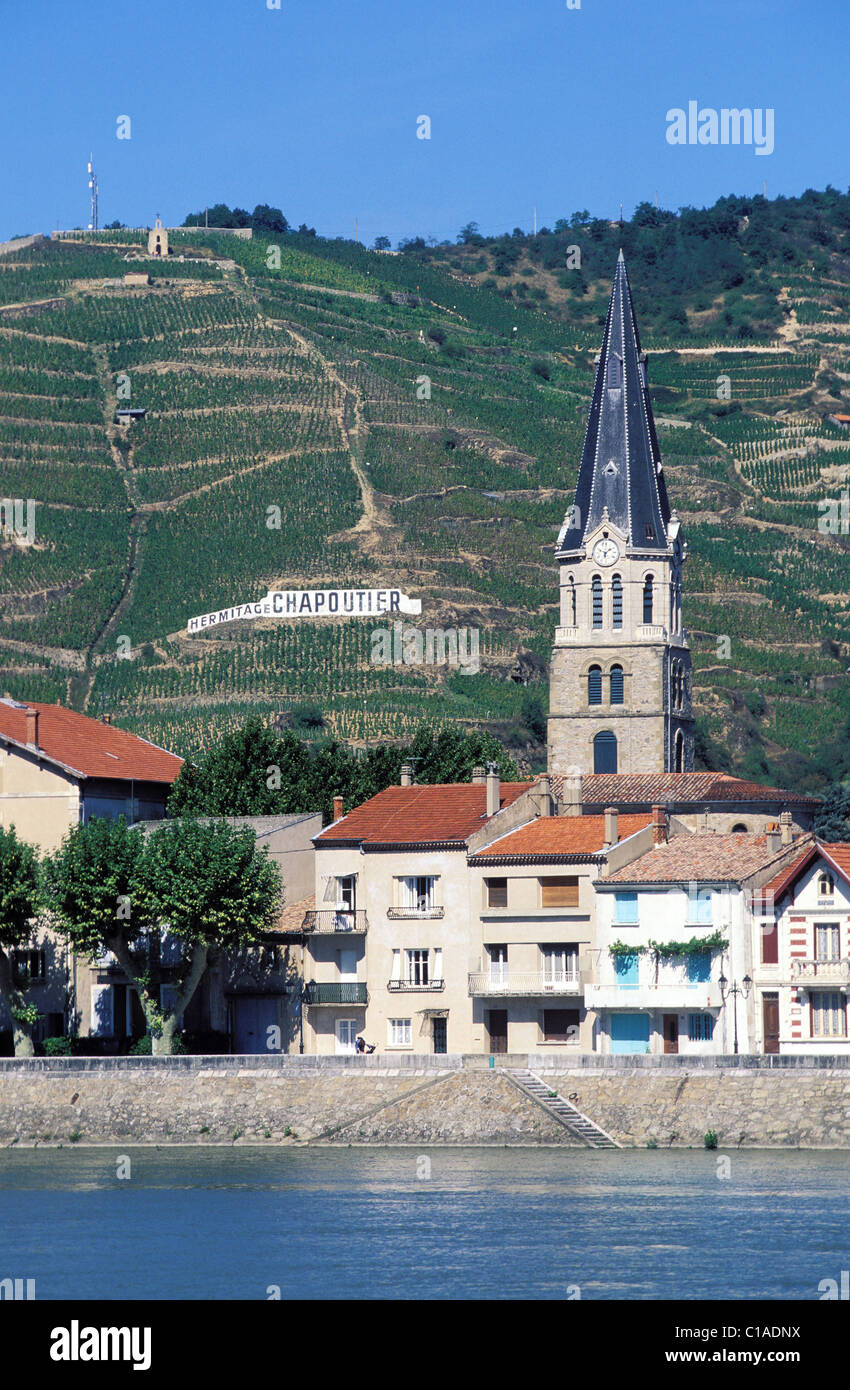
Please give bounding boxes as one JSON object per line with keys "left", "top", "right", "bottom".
{"left": 45, "top": 816, "right": 282, "bottom": 1053}
{"left": 457, "top": 222, "right": 483, "bottom": 246}
{"left": 0, "top": 827, "right": 42, "bottom": 1056}
{"left": 182, "top": 203, "right": 288, "bottom": 234}
{"left": 521, "top": 693, "right": 547, "bottom": 741}
{"left": 168, "top": 717, "right": 519, "bottom": 822}
{"left": 814, "top": 783, "right": 850, "bottom": 841}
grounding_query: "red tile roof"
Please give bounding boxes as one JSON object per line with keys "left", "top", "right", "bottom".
{"left": 550, "top": 772, "right": 820, "bottom": 806}
{"left": 763, "top": 842, "right": 850, "bottom": 901}
{"left": 471, "top": 814, "right": 652, "bottom": 859}
{"left": 268, "top": 895, "right": 314, "bottom": 934}
{"left": 315, "top": 782, "right": 534, "bottom": 846}
{"left": 761, "top": 848, "right": 817, "bottom": 902}
{"left": 605, "top": 832, "right": 784, "bottom": 883}
{"left": 0, "top": 701, "right": 182, "bottom": 782}
{"left": 822, "top": 844, "right": 850, "bottom": 879}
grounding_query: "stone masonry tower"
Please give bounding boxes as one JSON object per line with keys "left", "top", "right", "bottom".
{"left": 548, "top": 251, "right": 694, "bottom": 776}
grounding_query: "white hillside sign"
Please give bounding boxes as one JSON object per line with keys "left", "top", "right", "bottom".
{"left": 187, "top": 587, "right": 422, "bottom": 634}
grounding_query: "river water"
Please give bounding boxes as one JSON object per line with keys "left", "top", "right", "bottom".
{"left": 0, "top": 1147, "right": 846, "bottom": 1300}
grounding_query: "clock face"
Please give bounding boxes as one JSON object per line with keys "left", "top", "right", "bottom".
{"left": 592, "top": 538, "right": 620, "bottom": 566}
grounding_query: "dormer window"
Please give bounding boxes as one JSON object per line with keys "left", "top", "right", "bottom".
{"left": 607, "top": 354, "right": 623, "bottom": 389}
{"left": 819, "top": 873, "right": 835, "bottom": 898}
{"left": 645, "top": 523, "right": 655, "bottom": 542}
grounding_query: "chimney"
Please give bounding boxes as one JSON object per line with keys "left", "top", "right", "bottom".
{"left": 333, "top": 795, "right": 344, "bottom": 821}
{"left": 651, "top": 804, "right": 668, "bottom": 846}
{"left": 780, "top": 810, "right": 793, "bottom": 846}
{"left": 25, "top": 708, "right": 38, "bottom": 749}
{"left": 486, "top": 761, "right": 500, "bottom": 818}
{"left": 536, "top": 774, "right": 553, "bottom": 818}
{"left": 603, "top": 806, "right": 618, "bottom": 848}
{"left": 471, "top": 765, "right": 486, "bottom": 785}
{"left": 765, "top": 821, "right": 780, "bottom": 854}
{"left": 400, "top": 762, "right": 414, "bottom": 787}
{"left": 562, "top": 771, "right": 582, "bottom": 818}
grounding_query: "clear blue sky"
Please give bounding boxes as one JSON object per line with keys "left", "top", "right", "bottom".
{"left": 2, "top": 0, "right": 848, "bottom": 244}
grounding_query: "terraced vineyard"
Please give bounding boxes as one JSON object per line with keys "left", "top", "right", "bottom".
{"left": 1, "top": 208, "right": 849, "bottom": 790}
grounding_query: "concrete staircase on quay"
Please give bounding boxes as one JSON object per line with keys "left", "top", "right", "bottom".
{"left": 504, "top": 1068, "right": 621, "bottom": 1148}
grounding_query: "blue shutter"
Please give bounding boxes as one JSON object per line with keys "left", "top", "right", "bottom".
{"left": 615, "top": 891, "right": 638, "bottom": 924}
{"left": 612, "top": 574, "right": 623, "bottom": 629}
{"left": 593, "top": 730, "right": 618, "bottom": 773}
{"left": 610, "top": 1012, "right": 651, "bottom": 1054}
{"left": 592, "top": 575, "right": 603, "bottom": 628}
{"left": 614, "top": 952, "right": 639, "bottom": 985}
{"left": 687, "top": 950, "right": 712, "bottom": 984}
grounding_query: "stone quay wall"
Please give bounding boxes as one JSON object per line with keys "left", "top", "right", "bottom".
{"left": 0, "top": 1055, "right": 846, "bottom": 1148}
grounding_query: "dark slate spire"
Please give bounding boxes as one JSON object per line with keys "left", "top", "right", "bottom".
{"left": 557, "top": 250, "right": 671, "bottom": 553}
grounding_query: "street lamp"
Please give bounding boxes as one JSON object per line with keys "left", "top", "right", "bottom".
{"left": 719, "top": 972, "right": 752, "bottom": 1055}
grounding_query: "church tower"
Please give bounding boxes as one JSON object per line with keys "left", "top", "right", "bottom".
{"left": 548, "top": 251, "right": 694, "bottom": 777}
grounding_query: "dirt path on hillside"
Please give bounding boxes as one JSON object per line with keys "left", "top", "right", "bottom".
{"left": 78, "top": 345, "right": 148, "bottom": 707}
{"left": 280, "top": 321, "right": 397, "bottom": 555}
{"left": 136, "top": 445, "right": 341, "bottom": 510}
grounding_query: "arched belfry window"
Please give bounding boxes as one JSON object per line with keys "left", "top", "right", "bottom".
{"left": 643, "top": 575, "right": 654, "bottom": 624}
{"left": 592, "top": 574, "right": 603, "bottom": 629}
{"left": 568, "top": 575, "right": 577, "bottom": 626}
{"left": 593, "top": 730, "right": 618, "bottom": 774}
{"left": 588, "top": 665, "right": 603, "bottom": 705}
{"left": 611, "top": 574, "right": 623, "bottom": 629}
{"left": 675, "top": 730, "right": 684, "bottom": 773}
{"left": 610, "top": 665, "right": 624, "bottom": 705}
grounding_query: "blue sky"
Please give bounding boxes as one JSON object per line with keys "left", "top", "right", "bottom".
{"left": 2, "top": 0, "right": 848, "bottom": 244}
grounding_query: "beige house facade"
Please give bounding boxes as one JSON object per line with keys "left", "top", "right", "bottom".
{"left": 299, "top": 762, "right": 827, "bottom": 1058}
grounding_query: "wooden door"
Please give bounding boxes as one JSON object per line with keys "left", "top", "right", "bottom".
{"left": 487, "top": 1010, "right": 508, "bottom": 1054}
{"left": 663, "top": 1013, "right": 679, "bottom": 1054}
{"left": 762, "top": 994, "right": 780, "bottom": 1054}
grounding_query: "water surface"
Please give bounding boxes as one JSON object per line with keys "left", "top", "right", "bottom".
{"left": 0, "top": 1147, "right": 846, "bottom": 1300}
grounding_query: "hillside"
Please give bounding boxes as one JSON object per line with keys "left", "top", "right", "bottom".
{"left": 1, "top": 190, "right": 849, "bottom": 791}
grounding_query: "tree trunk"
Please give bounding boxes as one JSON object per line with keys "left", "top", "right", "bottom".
{"left": 0, "top": 948, "right": 36, "bottom": 1057}
{"left": 106, "top": 935, "right": 209, "bottom": 1056}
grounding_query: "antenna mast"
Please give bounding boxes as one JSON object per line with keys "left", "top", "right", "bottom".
{"left": 87, "top": 154, "right": 99, "bottom": 231}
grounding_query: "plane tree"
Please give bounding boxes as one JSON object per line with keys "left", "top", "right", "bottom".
{"left": 45, "top": 816, "right": 282, "bottom": 1054}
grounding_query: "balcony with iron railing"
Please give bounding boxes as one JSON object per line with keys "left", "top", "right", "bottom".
{"left": 468, "top": 970, "right": 583, "bottom": 997}
{"left": 303, "top": 982, "right": 368, "bottom": 1006}
{"left": 387, "top": 906, "right": 445, "bottom": 919}
{"left": 585, "top": 958, "right": 721, "bottom": 1011}
{"left": 387, "top": 978, "right": 445, "bottom": 993}
{"left": 301, "top": 910, "right": 368, "bottom": 934}
{"left": 790, "top": 958, "right": 850, "bottom": 988}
